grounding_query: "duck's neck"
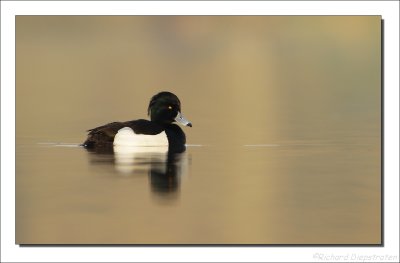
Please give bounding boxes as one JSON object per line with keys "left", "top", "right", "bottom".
{"left": 164, "top": 124, "right": 186, "bottom": 153}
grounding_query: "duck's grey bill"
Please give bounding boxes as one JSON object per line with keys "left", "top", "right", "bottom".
{"left": 175, "top": 112, "right": 192, "bottom": 127}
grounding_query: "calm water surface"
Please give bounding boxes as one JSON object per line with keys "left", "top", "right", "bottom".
{"left": 16, "top": 131, "right": 381, "bottom": 244}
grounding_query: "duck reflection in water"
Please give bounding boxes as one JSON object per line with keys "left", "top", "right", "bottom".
{"left": 114, "top": 146, "right": 188, "bottom": 194}
{"left": 85, "top": 146, "right": 189, "bottom": 195}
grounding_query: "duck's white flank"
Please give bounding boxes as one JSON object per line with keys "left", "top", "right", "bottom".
{"left": 113, "top": 127, "right": 168, "bottom": 147}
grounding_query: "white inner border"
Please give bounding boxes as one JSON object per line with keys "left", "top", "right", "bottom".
{"left": 1, "top": 1, "right": 399, "bottom": 262}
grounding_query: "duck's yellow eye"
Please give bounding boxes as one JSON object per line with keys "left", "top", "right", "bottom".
{"left": 168, "top": 106, "right": 172, "bottom": 110}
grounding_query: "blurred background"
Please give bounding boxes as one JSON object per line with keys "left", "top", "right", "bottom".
{"left": 16, "top": 16, "right": 380, "bottom": 144}
{"left": 16, "top": 16, "right": 381, "bottom": 244}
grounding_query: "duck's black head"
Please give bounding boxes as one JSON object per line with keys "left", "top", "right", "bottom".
{"left": 148, "top": 91, "right": 192, "bottom": 127}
